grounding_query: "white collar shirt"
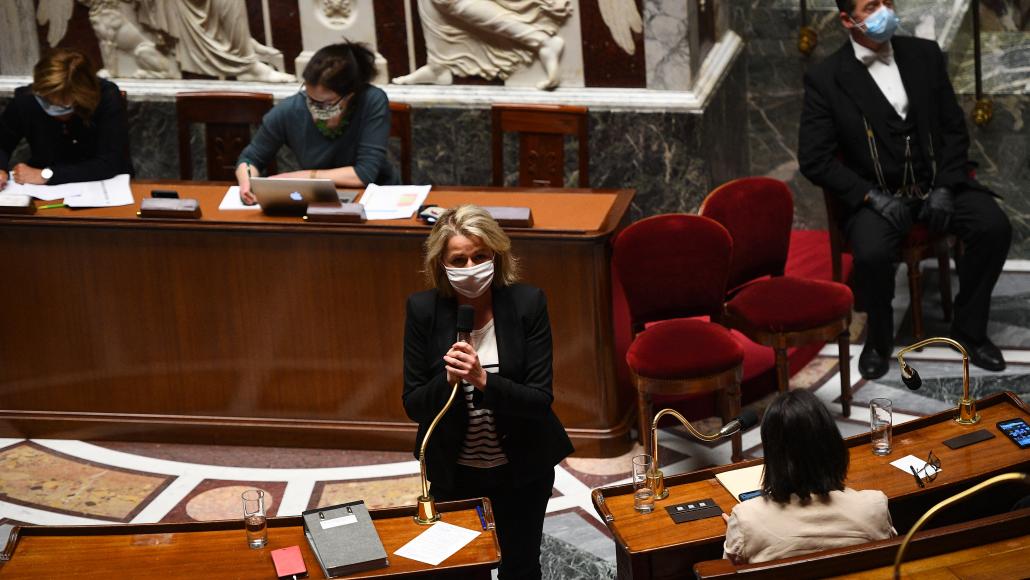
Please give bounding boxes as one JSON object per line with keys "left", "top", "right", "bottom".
{"left": 851, "top": 37, "right": 909, "bottom": 120}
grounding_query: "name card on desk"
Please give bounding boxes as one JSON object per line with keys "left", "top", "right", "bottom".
{"left": 0, "top": 194, "right": 35, "bottom": 215}
{"left": 483, "top": 206, "right": 534, "bottom": 228}
{"left": 304, "top": 202, "right": 367, "bottom": 223}
{"left": 138, "top": 197, "right": 202, "bottom": 219}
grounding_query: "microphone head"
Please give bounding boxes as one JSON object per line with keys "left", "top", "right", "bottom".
{"left": 901, "top": 363, "right": 922, "bottom": 390}
{"left": 456, "top": 305, "right": 475, "bottom": 335}
{"left": 738, "top": 408, "right": 759, "bottom": 430}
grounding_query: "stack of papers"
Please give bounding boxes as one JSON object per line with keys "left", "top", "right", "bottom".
{"left": 360, "top": 184, "right": 431, "bottom": 220}
{"left": 2, "top": 174, "right": 133, "bottom": 208}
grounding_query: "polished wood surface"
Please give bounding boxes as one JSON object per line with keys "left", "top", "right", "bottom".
{"left": 692, "top": 508, "right": 1030, "bottom": 579}
{"left": 0, "top": 182, "right": 635, "bottom": 456}
{"left": 0, "top": 499, "right": 499, "bottom": 579}
{"left": 176, "top": 92, "right": 275, "bottom": 181}
{"left": 593, "top": 392, "right": 1030, "bottom": 579}
{"left": 491, "top": 104, "right": 590, "bottom": 188}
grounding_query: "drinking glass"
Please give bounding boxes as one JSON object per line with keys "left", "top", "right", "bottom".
{"left": 631, "top": 454, "right": 655, "bottom": 514}
{"left": 870, "top": 398, "right": 893, "bottom": 456}
{"left": 242, "top": 489, "right": 268, "bottom": 548}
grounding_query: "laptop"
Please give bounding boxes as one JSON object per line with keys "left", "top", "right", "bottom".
{"left": 251, "top": 177, "right": 342, "bottom": 215}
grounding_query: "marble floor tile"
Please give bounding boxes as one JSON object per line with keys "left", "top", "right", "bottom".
{"left": 314, "top": 476, "right": 422, "bottom": 510}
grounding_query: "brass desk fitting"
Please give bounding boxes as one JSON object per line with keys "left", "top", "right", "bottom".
{"left": 648, "top": 408, "right": 756, "bottom": 501}
{"left": 896, "top": 337, "right": 979, "bottom": 425}
{"left": 892, "top": 472, "right": 1027, "bottom": 579}
{"left": 414, "top": 378, "right": 461, "bottom": 524}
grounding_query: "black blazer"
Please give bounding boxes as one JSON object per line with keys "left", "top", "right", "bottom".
{"left": 0, "top": 78, "right": 132, "bottom": 184}
{"left": 799, "top": 36, "right": 989, "bottom": 217}
{"left": 402, "top": 283, "right": 574, "bottom": 489}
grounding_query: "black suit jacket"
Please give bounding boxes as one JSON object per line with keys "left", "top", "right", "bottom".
{"left": 799, "top": 36, "right": 988, "bottom": 216}
{"left": 402, "top": 283, "right": 574, "bottom": 489}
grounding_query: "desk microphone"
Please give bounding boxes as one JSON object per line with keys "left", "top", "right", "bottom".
{"left": 456, "top": 304, "right": 475, "bottom": 344}
{"left": 900, "top": 362, "right": 922, "bottom": 390}
{"left": 717, "top": 408, "right": 759, "bottom": 437}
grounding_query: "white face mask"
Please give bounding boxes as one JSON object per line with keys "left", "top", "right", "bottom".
{"left": 445, "top": 260, "right": 495, "bottom": 299}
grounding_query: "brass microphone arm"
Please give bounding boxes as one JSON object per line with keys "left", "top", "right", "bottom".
{"left": 896, "top": 336, "right": 978, "bottom": 425}
{"left": 647, "top": 408, "right": 731, "bottom": 500}
{"left": 415, "top": 379, "right": 461, "bottom": 524}
{"left": 893, "top": 472, "right": 1028, "bottom": 579}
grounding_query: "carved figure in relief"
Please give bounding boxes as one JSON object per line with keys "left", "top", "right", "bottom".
{"left": 392, "top": 0, "right": 572, "bottom": 90}
{"left": 37, "top": 0, "right": 174, "bottom": 78}
{"left": 597, "top": 0, "right": 642, "bottom": 55}
{"left": 321, "top": 0, "right": 353, "bottom": 24}
{"left": 137, "top": 0, "right": 294, "bottom": 82}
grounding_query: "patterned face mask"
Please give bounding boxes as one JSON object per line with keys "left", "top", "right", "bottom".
{"left": 302, "top": 88, "right": 349, "bottom": 138}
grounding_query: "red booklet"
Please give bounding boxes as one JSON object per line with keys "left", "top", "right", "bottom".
{"left": 271, "top": 545, "right": 308, "bottom": 579}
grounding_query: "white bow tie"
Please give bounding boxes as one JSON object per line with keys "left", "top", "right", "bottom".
{"left": 858, "top": 50, "right": 893, "bottom": 66}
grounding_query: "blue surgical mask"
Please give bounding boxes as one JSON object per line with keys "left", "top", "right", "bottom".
{"left": 853, "top": 5, "right": 900, "bottom": 43}
{"left": 34, "top": 95, "right": 74, "bottom": 117}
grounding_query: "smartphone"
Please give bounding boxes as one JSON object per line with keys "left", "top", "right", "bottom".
{"left": 738, "top": 489, "right": 763, "bottom": 501}
{"left": 997, "top": 418, "right": 1030, "bottom": 449}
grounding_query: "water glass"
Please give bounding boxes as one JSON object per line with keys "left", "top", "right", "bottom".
{"left": 631, "top": 454, "right": 655, "bottom": 514}
{"left": 242, "top": 489, "right": 268, "bottom": 548}
{"left": 870, "top": 398, "right": 893, "bottom": 456}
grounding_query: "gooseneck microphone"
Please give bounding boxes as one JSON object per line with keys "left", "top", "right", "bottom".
{"left": 717, "top": 408, "right": 760, "bottom": 437}
{"left": 456, "top": 304, "right": 475, "bottom": 344}
{"left": 900, "top": 362, "right": 922, "bottom": 390}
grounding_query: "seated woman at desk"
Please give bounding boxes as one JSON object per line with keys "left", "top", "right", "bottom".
{"left": 403, "top": 205, "right": 573, "bottom": 580}
{"left": 0, "top": 48, "right": 131, "bottom": 188}
{"left": 236, "top": 42, "right": 400, "bottom": 204}
{"left": 723, "top": 390, "right": 895, "bottom": 564}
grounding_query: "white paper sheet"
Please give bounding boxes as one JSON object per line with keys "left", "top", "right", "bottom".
{"left": 359, "top": 183, "right": 430, "bottom": 220}
{"left": 715, "top": 464, "right": 765, "bottom": 502}
{"left": 393, "top": 521, "right": 479, "bottom": 566}
{"left": 5, "top": 179, "right": 91, "bottom": 202}
{"left": 890, "top": 454, "right": 941, "bottom": 477}
{"left": 61, "top": 174, "right": 134, "bottom": 208}
{"left": 218, "top": 186, "right": 262, "bottom": 210}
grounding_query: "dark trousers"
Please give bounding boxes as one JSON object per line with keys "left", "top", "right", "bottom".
{"left": 432, "top": 465, "right": 555, "bottom": 580}
{"left": 846, "top": 189, "right": 1011, "bottom": 351}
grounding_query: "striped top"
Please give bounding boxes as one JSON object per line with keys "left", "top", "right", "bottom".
{"left": 456, "top": 319, "right": 509, "bottom": 469}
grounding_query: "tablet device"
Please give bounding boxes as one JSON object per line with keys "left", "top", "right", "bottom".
{"left": 251, "top": 177, "right": 339, "bottom": 215}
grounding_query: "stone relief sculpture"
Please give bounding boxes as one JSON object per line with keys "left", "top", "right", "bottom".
{"left": 36, "top": 0, "right": 294, "bottom": 82}
{"left": 598, "top": 0, "right": 642, "bottom": 55}
{"left": 393, "top": 0, "right": 572, "bottom": 90}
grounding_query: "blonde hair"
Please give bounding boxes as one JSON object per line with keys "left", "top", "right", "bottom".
{"left": 423, "top": 205, "right": 520, "bottom": 297}
{"left": 32, "top": 48, "right": 101, "bottom": 120}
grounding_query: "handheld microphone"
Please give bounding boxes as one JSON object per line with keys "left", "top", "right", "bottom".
{"left": 900, "top": 362, "right": 922, "bottom": 390}
{"left": 456, "top": 304, "right": 475, "bottom": 344}
{"left": 717, "top": 408, "right": 759, "bottom": 437}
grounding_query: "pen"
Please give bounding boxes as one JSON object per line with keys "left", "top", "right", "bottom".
{"left": 243, "top": 162, "right": 256, "bottom": 206}
{"left": 39, "top": 203, "right": 66, "bottom": 209}
{"left": 475, "top": 505, "right": 488, "bottom": 530}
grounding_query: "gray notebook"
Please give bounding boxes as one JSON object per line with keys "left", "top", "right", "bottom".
{"left": 302, "top": 501, "right": 388, "bottom": 578}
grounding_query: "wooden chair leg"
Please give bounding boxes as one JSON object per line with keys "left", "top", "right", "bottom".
{"left": 908, "top": 259, "right": 924, "bottom": 340}
{"left": 728, "top": 385, "right": 743, "bottom": 463}
{"left": 774, "top": 346, "right": 789, "bottom": 393}
{"left": 936, "top": 241, "right": 954, "bottom": 323}
{"left": 637, "top": 389, "right": 651, "bottom": 450}
{"left": 837, "top": 330, "right": 851, "bottom": 418}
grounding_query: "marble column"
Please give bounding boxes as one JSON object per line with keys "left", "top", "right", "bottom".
{"left": 644, "top": 0, "right": 694, "bottom": 90}
{"left": 0, "top": 0, "right": 40, "bottom": 75}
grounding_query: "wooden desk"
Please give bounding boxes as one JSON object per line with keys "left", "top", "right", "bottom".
{"left": 692, "top": 508, "right": 1030, "bottom": 579}
{"left": 0, "top": 182, "right": 635, "bottom": 456}
{"left": 592, "top": 392, "right": 1030, "bottom": 579}
{"left": 0, "top": 499, "right": 499, "bottom": 579}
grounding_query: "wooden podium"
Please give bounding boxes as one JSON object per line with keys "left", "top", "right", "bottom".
{"left": 0, "top": 182, "right": 635, "bottom": 456}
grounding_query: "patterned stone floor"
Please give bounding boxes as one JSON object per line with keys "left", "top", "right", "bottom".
{"left": 2, "top": 262, "right": 1028, "bottom": 579}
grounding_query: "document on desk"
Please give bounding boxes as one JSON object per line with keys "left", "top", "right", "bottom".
{"left": 218, "top": 186, "right": 261, "bottom": 210}
{"left": 5, "top": 174, "right": 133, "bottom": 206}
{"left": 715, "top": 464, "right": 765, "bottom": 502}
{"left": 359, "top": 183, "right": 430, "bottom": 220}
{"left": 890, "top": 455, "right": 941, "bottom": 477}
{"left": 393, "top": 521, "right": 479, "bottom": 566}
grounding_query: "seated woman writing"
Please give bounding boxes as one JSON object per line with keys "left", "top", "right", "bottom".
{"left": 0, "top": 48, "right": 131, "bottom": 188}
{"left": 236, "top": 41, "right": 399, "bottom": 204}
{"left": 723, "top": 390, "right": 895, "bottom": 564}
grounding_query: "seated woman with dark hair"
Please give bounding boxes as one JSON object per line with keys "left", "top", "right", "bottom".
{"left": 236, "top": 41, "right": 400, "bottom": 204}
{"left": 723, "top": 390, "right": 895, "bottom": 564}
{"left": 0, "top": 48, "right": 131, "bottom": 188}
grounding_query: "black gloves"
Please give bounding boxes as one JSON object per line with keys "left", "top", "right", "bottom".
{"left": 919, "top": 186, "right": 954, "bottom": 233}
{"left": 866, "top": 188, "right": 912, "bottom": 233}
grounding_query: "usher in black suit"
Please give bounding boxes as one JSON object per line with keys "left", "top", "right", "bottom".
{"left": 799, "top": 35, "right": 1010, "bottom": 361}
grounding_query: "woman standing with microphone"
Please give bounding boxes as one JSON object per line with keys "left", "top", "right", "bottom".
{"left": 403, "top": 205, "right": 573, "bottom": 580}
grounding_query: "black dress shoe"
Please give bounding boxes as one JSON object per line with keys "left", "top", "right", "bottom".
{"left": 859, "top": 342, "right": 890, "bottom": 380}
{"left": 952, "top": 333, "right": 1006, "bottom": 372}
